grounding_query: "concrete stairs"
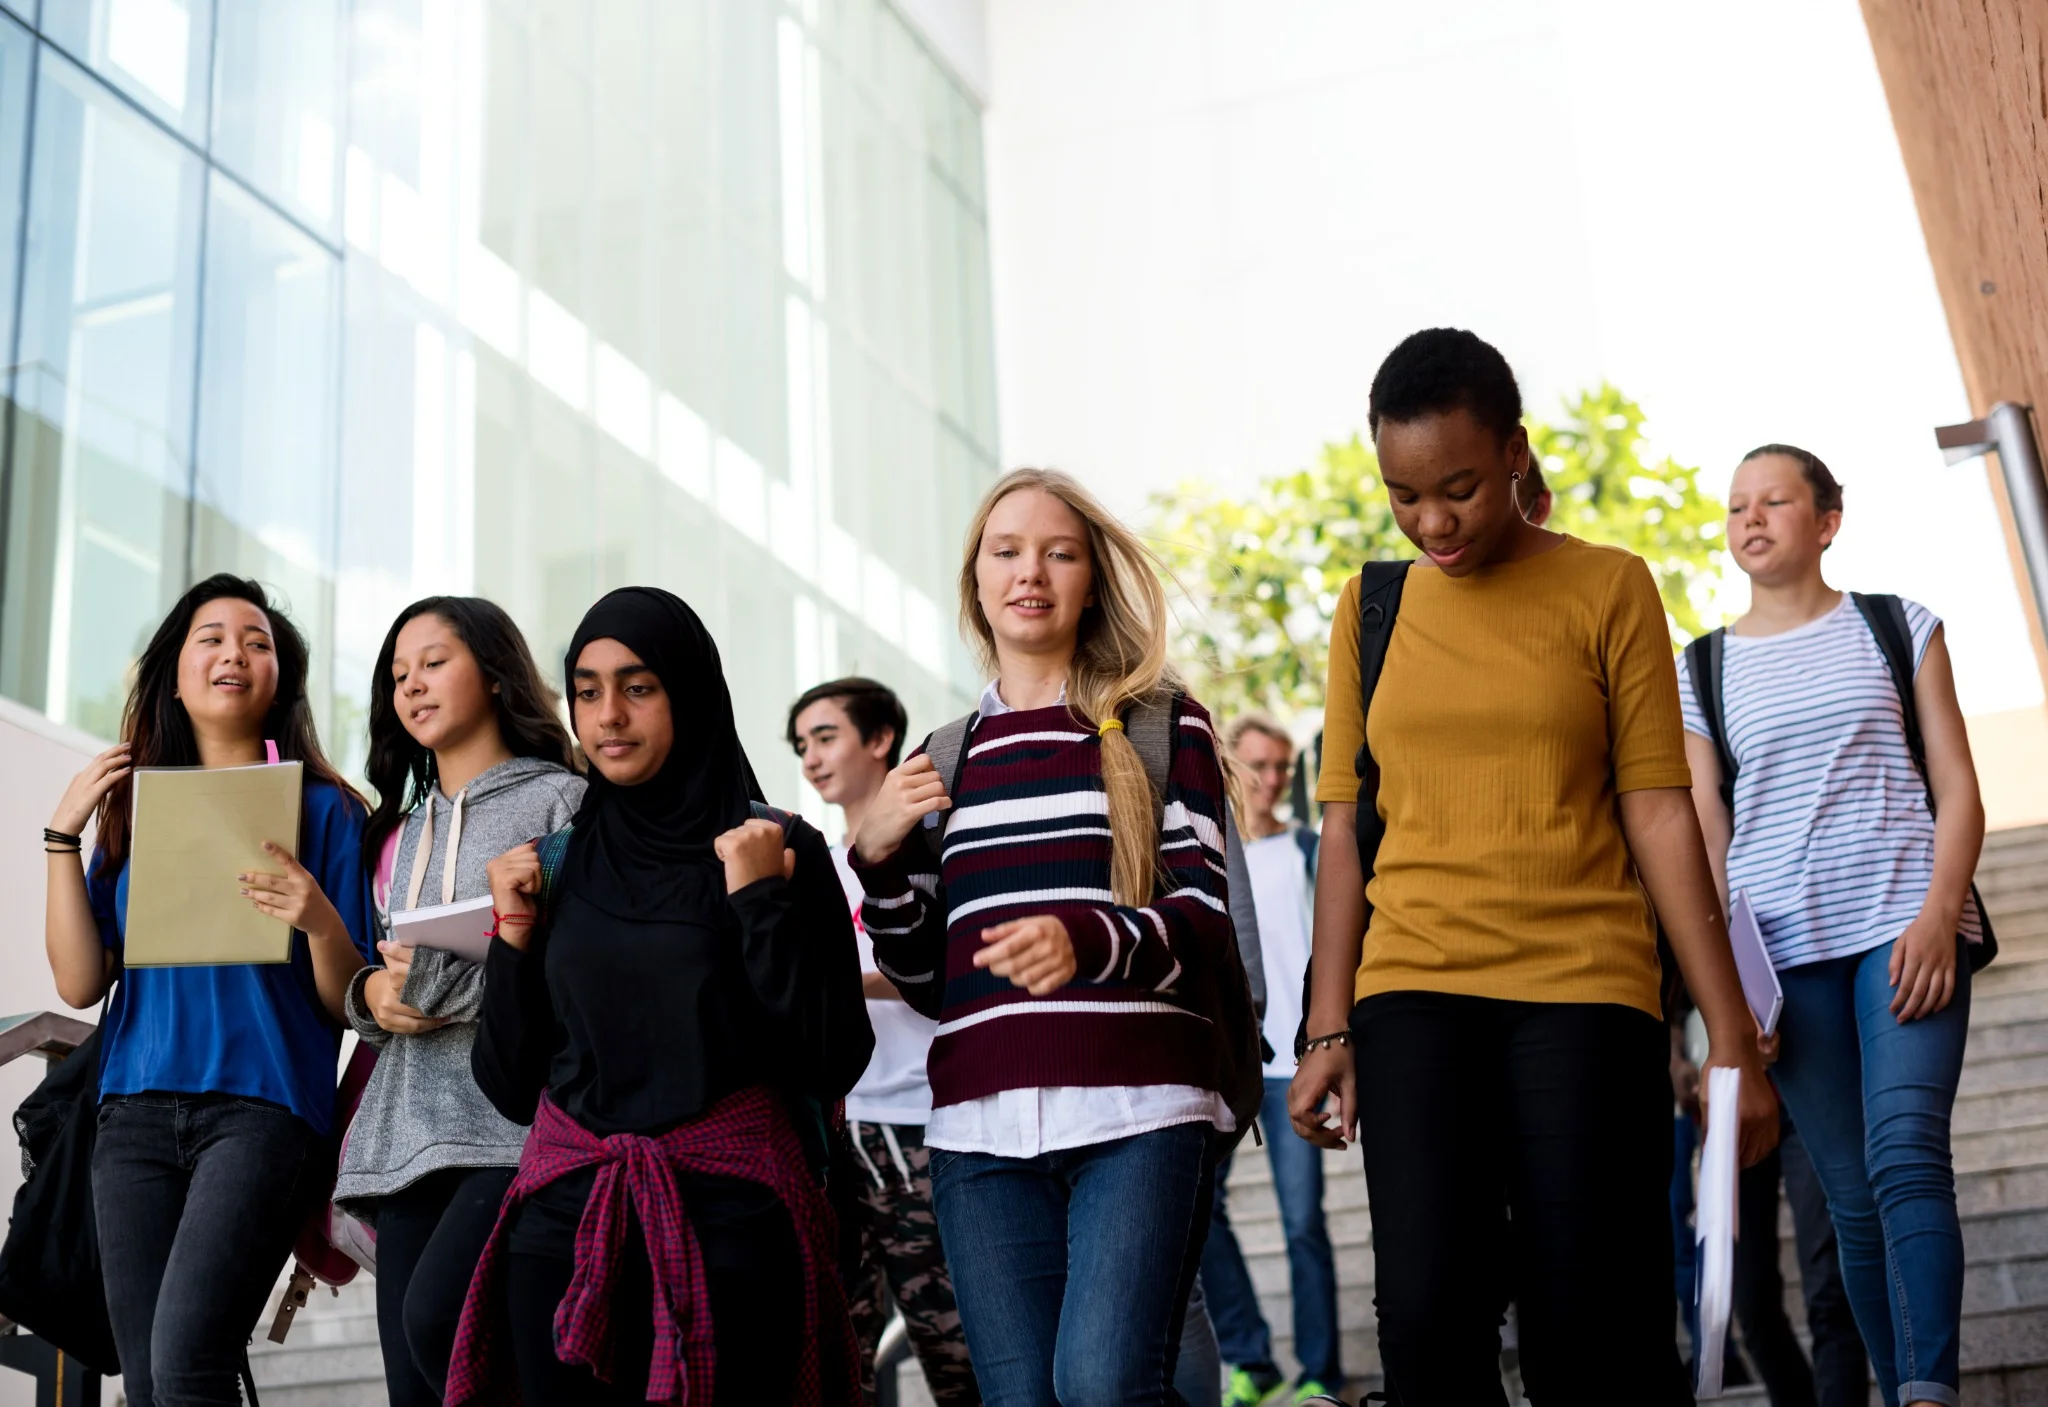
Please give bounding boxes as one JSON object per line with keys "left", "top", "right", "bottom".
{"left": 1224, "top": 822, "right": 2048, "bottom": 1403}
{"left": 241, "top": 1274, "right": 384, "bottom": 1407}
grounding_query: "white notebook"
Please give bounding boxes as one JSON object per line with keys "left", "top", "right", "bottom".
{"left": 387, "top": 893, "right": 496, "bottom": 963}
{"left": 1728, "top": 890, "right": 1784, "bottom": 1038}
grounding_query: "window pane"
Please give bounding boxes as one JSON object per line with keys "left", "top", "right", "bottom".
{"left": 0, "top": 47, "right": 203, "bottom": 734}
{"left": 211, "top": 0, "right": 344, "bottom": 240}
{"left": 0, "top": 14, "right": 35, "bottom": 363}
{"left": 42, "top": 0, "right": 215, "bottom": 142}
{"left": 189, "top": 173, "right": 341, "bottom": 724}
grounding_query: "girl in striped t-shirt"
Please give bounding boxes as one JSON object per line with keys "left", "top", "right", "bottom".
{"left": 849, "top": 468, "right": 1236, "bottom": 1405}
{"left": 1682, "top": 445, "right": 1985, "bottom": 1407}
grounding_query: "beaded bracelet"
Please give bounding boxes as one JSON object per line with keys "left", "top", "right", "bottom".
{"left": 1302, "top": 1030, "right": 1352, "bottom": 1054}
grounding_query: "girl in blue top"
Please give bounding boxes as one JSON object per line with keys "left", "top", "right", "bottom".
{"left": 42, "top": 573, "right": 374, "bottom": 1407}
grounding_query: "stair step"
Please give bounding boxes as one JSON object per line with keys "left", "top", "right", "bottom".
{"left": 245, "top": 1341, "right": 385, "bottom": 1387}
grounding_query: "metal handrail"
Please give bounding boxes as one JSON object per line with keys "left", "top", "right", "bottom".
{"left": 0, "top": 1012, "right": 94, "bottom": 1068}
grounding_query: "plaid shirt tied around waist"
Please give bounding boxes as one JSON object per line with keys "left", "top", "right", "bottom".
{"left": 445, "top": 1084, "right": 858, "bottom": 1405}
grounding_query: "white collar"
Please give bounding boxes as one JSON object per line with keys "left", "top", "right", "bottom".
{"left": 978, "top": 678, "right": 1067, "bottom": 717}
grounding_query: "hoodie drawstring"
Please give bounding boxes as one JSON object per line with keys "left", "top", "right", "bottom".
{"left": 848, "top": 1121, "right": 917, "bottom": 1193}
{"left": 401, "top": 788, "right": 468, "bottom": 913}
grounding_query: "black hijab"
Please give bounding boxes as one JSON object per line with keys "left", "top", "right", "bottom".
{"left": 562, "top": 587, "right": 764, "bottom": 921}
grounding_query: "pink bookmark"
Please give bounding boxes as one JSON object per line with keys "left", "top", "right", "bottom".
{"left": 264, "top": 739, "right": 280, "bottom": 765}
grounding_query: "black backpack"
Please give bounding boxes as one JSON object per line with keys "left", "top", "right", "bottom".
{"left": 1683, "top": 592, "right": 1997, "bottom": 973}
{"left": 0, "top": 1013, "right": 121, "bottom": 1374}
{"left": 1292, "top": 562, "right": 1412, "bottom": 1060}
{"left": 922, "top": 694, "right": 1269, "bottom": 1156}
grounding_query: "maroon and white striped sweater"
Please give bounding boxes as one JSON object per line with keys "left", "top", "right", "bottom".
{"left": 850, "top": 695, "right": 1233, "bottom": 1111}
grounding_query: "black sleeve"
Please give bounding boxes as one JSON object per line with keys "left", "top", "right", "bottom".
{"left": 471, "top": 928, "right": 557, "bottom": 1127}
{"left": 726, "top": 817, "right": 875, "bottom": 1103}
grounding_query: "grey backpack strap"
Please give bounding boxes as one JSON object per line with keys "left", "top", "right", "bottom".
{"left": 918, "top": 712, "right": 978, "bottom": 848}
{"left": 1124, "top": 694, "right": 1176, "bottom": 820}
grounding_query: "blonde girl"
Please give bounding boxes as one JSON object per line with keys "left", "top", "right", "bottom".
{"left": 849, "top": 469, "right": 1237, "bottom": 1406}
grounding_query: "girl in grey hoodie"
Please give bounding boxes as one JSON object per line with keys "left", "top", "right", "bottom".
{"left": 338, "top": 597, "right": 584, "bottom": 1407}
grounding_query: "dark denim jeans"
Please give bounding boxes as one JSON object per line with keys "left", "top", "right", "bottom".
{"left": 93, "top": 1092, "right": 323, "bottom": 1407}
{"left": 1773, "top": 937, "right": 1971, "bottom": 1407}
{"left": 1199, "top": 1077, "right": 1343, "bottom": 1384}
{"left": 929, "top": 1122, "right": 1213, "bottom": 1407}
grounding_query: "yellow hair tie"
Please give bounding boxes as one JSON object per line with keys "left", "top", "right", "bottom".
{"left": 1098, "top": 718, "right": 1124, "bottom": 736}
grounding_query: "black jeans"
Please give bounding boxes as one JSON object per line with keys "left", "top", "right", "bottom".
{"left": 93, "top": 1092, "right": 323, "bottom": 1407}
{"left": 1735, "top": 1140, "right": 1814, "bottom": 1405}
{"left": 373, "top": 1165, "right": 516, "bottom": 1406}
{"left": 502, "top": 1166, "right": 803, "bottom": 1404}
{"left": 1350, "top": 992, "right": 1691, "bottom": 1406}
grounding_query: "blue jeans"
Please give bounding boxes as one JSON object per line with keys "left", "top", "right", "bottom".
{"left": 1200, "top": 1077, "right": 1343, "bottom": 1383}
{"left": 929, "top": 1122, "right": 1214, "bottom": 1407}
{"left": 1772, "top": 937, "right": 1971, "bottom": 1407}
{"left": 93, "top": 1093, "right": 323, "bottom": 1407}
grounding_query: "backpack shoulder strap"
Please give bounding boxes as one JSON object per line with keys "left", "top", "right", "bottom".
{"left": 919, "top": 712, "right": 979, "bottom": 846}
{"left": 1852, "top": 592, "right": 1927, "bottom": 776}
{"left": 1124, "top": 693, "right": 1176, "bottom": 819}
{"left": 534, "top": 825, "right": 574, "bottom": 927}
{"left": 1684, "top": 629, "right": 1737, "bottom": 815}
{"left": 748, "top": 800, "right": 798, "bottom": 836}
{"left": 1350, "top": 560, "right": 1413, "bottom": 780}
{"left": 1294, "top": 825, "right": 1319, "bottom": 881}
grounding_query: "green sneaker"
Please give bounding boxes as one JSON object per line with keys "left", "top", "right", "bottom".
{"left": 1224, "top": 1366, "right": 1286, "bottom": 1406}
{"left": 1292, "top": 1383, "right": 1341, "bottom": 1406}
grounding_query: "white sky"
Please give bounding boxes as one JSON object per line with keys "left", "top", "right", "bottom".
{"left": 982, "top": 0, "right": 2044, "bottom": 716}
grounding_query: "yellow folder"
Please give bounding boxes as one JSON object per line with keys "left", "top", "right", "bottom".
{"left": 124, "top": 762, "right": 303, "bottom": 966}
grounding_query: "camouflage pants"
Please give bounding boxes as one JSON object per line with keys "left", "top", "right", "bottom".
{"left": 846, "top": 1121, "right": 980, "bottom": 1406}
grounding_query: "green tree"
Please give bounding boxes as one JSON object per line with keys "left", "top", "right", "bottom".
{"left": 1148, "top": 383, "right": 1724, "bottom": 722}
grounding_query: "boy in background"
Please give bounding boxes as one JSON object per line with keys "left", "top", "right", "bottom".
{"left": 1202, "top": 713, "right": 1343, "bottom": 1405}
{"left": 788, "top": 678, "right": 979, "bottom": 1406}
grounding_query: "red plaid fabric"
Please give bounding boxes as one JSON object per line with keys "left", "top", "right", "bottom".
{"left": 445, "top": 1085, "right": 859, "bottom": 1405}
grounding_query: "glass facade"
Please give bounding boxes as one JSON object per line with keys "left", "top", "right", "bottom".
{"left": 0, "top": 0, "right": 996, "bottom": 816}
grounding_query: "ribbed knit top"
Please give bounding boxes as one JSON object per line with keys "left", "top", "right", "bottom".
{"left": 1316, "top": 539, "right": 1694, "bottom": 1018}
{"left": 851, "top": 695, "right": 1234, "bottom": 1110}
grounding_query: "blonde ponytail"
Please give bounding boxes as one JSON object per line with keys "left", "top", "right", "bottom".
{"left": 959, "top": 468, "right": 1180, "bottom": 906}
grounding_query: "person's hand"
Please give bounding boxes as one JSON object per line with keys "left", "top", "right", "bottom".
{"left": 851, "top": 755, "right": 950, "bottom": 864}
{"left": 1756, "top": 1025, "right": 1781, "bottom": 1066}
{"left": 241, "top": 842, "right": 348, "bottom": 943}
{"left": 51, "top": 743, "right": 132, "bottom": 837}
{"left": 1889, "top": 912, "right": 1959, "bottom": 1022}
{"left": 1700, "top": 1026, "right": 1780, "bottom": 1169}
{"left": 486, "top": 843, "right": 541, "bottom": 951}
{"left": 1289, "top": 1044, "right": 1355, "bottom": 1150}
{"left": 715, "top": 818, "right": 796, "bottom": 892}
{"left": 365, "top": 942, "right": 447, "bottom": 1034}
{"left": 974, "top": 916, "right": 1076, "bottom": 995}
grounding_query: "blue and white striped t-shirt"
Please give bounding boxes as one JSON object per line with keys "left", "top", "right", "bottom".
{"left": 1677, "top": 595, "right": 1982, "bottom": 971}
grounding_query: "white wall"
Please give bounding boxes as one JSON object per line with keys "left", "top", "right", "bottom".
{"left": 983, "top": 0, "right": 2045, "bottom": 720}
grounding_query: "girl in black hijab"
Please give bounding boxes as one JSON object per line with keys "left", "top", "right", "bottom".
{"left": 451, "top": 587, "right": 870, "bottom": 1406}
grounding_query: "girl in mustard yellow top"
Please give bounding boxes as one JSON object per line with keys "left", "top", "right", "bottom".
{"left": 1286, "top": 329, "right": 1777, "bottom": 1405}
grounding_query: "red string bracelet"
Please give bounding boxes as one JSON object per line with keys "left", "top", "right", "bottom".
{"left": 487, "top": 910, "right": 537, "bottom": 939}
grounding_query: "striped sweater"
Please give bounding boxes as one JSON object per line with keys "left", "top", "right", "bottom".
{"left": 850, "top": 695, "right": 1234, "bottom": 1110}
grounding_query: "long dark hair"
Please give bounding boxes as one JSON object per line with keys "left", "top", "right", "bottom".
{"left": 95, "top": 574, "right": 359, "bottom": 880}
{"left": 363, "top": 596, "right": 578, "bottom": 865}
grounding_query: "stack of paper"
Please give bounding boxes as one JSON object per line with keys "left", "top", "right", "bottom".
{"left": 388, "top": 894, "right": 496, "bottom": 963}
{"left": 1694, "top": 1064, "right": 1742, "bottom": 1398}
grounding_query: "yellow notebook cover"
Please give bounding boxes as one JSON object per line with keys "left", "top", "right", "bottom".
{"left": 124, "top": 762, "right": 303, "bottom": 967}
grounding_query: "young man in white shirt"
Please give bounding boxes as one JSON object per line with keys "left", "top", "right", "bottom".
{"left": 1202, "top": 713, "right": 1343, "bottom": 1405}
{"left": 788, "top": 678, "right": 979, "bottom": 1406}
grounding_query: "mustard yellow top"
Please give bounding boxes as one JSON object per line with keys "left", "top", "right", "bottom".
{"left": 1315, "top": 537, "right": 1692, "bottom": 1017}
